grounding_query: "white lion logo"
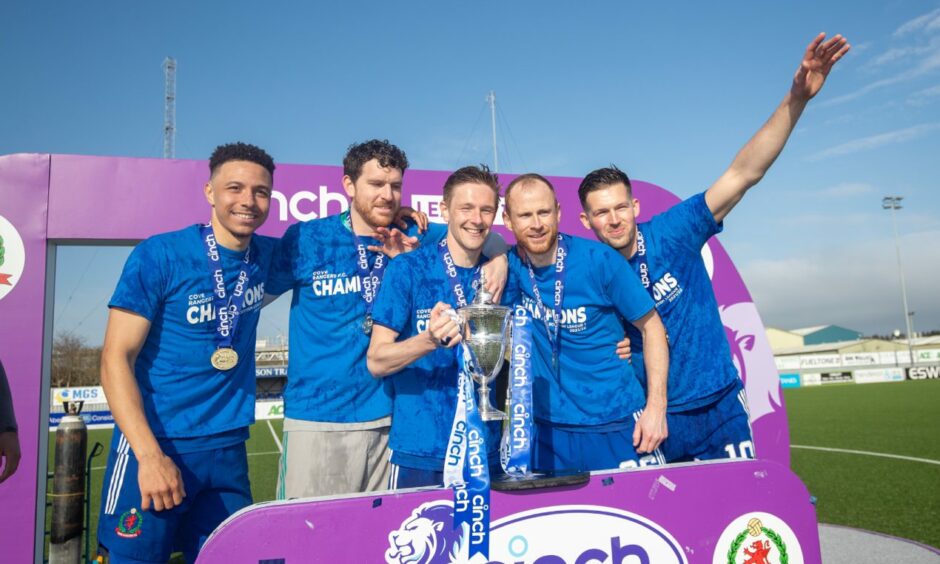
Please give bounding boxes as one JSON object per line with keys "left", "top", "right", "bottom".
{"left": 385, "top": 501, "right": 469, "bottom": 564}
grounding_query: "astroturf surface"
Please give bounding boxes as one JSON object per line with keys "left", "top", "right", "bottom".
{"left": 785, "top": 379, "right": 940, "bottom": 549}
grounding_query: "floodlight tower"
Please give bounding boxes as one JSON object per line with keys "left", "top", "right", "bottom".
{"left": 882, "top": 195, "right": 916, "bottom": 365}
{"left": 487, "top": 90, "right": 498, "bottom": 173}
{"left": 163, "top": 57, "right": 177, "bottom": 159}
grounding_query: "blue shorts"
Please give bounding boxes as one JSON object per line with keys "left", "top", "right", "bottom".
{"left": 97, "top": 432, "right": 252, "bottom": 563}
{"left": 534, "top": 413, "right": 664, "bottom": 473}
{"left": 661, "top": 378, "right": 754, "bottom": 463}
{"left": 388, "top": 463, "right": 443, "bottom": 489}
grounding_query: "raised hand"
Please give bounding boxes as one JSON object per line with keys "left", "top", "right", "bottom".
{"left": 792, "top": 32, "right": 850, "bottom": 101}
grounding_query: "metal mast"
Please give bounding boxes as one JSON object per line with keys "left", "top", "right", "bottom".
{"left": 882, "top": 195, "right": 916, "bottom": 365}
{"left": 163, "top": 57, "right": 177, "bottom": 159}
{"left": 487, "top": 90, "right": 498, "bottom": 173}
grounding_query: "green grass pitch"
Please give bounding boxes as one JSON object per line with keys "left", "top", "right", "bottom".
{"left": 45, "top": 419, "right": 284, "bottom": 562}
{"left": 46, "top": 379, "right": 940, "bottom": 560}
{"left": 785, "top": 378, "right": 940, "bottom": 548}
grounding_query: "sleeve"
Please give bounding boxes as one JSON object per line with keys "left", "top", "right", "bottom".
{"left": 108, "top": 238, "right": 168, "bottom": 321}
{"left": 0, "top": 360, "right": 17, "bottom": 432}
{"left": 499, "top": 261, "right": 521, "bottom": 306}
{"left": 265, "top": 224, "right": 300, "bottom": 296}
{"left": 413, "top": 222, "right": 447, "bottom": 245}
{"left": 599, "top": 246, "right": 655, "bottom": 323}
{"left": 481, "top": 230, "right": 509, "bottom": 258}
{"left": 371, "top": 255, "right": 414, "bottom": 335}
{"left": 656, "top": 192, "right": 723, "bottom": 253}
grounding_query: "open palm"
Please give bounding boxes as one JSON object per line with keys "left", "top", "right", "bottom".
{"left": 793, "top": 33, "right": 850, "bottom": 100}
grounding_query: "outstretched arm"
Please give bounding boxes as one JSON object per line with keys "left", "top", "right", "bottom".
{"left": 706, "top": 33, "right": 850, "bottom": 223}
{"left": 101, "top": 308, "right": 185, "bottom": 512}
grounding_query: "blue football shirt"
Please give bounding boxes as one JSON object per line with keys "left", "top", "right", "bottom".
{"left": 267, "top": 214, "right": 445, "bottom": 423}
{"left": 109, "top": 225, "right": 274, "bottom": 450}
{"left": 506, "top": 234, "right": 654, "bottom": 427}
{"left": 626, "top": 192, "right": 739, "bottom": 412}
{"left": 371, "top": 239, "right": 504, "bottom": 471}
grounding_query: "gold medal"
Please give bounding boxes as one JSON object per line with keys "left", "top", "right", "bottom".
{"left": 211, "top": 347, "right": 239, "bottom": 371}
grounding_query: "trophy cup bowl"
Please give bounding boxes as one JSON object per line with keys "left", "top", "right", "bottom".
{"left": 458, "top": 289, "right": 511, "bottom": 422}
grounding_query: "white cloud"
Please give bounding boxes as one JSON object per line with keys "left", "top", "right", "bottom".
{"left": 894, "top": 7, "right": 940, "bottom": 37}
{"left": 740, "top": 230, "right": 940, "bottom": 334}
{"left": 806, "top": 122, "right": 940, "bottom": 161}
{"left": 907, "top": 83, "right": 940, "bottom": 105}
{"left": 825, "top": 34, "right": 940, "bottom": 106}
{"left": 817, "top": 182, "right": 876, "bottom": 198}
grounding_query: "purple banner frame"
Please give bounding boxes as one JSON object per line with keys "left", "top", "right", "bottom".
{"left": 0, "top": 153, "right": 793, "bottom": 563}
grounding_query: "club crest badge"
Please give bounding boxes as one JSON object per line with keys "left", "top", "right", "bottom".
{"left": 0, "top": 214, "right": 26, "bottom": 302}
{"left": 115, "top": 508, "right": 144, "bottom": 539}
{"left": 714, "top": 512, "right": 804, "bottom": 564}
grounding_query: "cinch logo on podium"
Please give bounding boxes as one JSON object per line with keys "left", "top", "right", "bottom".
{"left": 385, "top": 501, "right": 686, "bottom": 564}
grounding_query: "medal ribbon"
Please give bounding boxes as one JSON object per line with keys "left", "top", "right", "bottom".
{"left": 522, "top": 234, "right": 568, "bottom": 366}
{"left": 634, "top": 229, "right": 653, "bottom": 294}
{"left": 435, "top": 239, "right": 481, "bottom": 308}
{"left": 444, "top": 342, "right": 491, "bottom": 560}
{"left": 501, "top": 306, "right": 533, "bottom": 477}
{"left": 200, "top": 224, "right": 252, "bottom": 352}
{"left": 343, "top": 211, "right": 388, "bottom": 320}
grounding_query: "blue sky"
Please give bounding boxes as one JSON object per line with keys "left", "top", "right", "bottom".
{"left": 3, "top": 1, "right": 939, "bottom": 345}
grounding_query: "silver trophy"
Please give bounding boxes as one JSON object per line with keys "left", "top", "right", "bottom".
{"left": 457, "top": 271, "right": 512, "bottom": 421}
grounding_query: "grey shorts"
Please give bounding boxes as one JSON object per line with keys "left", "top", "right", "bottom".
{"left": 276, "top": 416, "right": 391, "bottom": 499}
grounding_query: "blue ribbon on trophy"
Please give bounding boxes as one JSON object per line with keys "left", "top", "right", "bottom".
{"left": 501, "top": 305, "right": 533, "bottom": 477}
{"left": 445, "top": 341, "right": 491, "bottom": 559}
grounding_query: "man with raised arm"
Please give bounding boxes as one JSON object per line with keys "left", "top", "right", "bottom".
{"left": 268, "top": 142, "right": 508, "bottom": 498}
{"left": 366, "top": 165, "right": 511, "bottom": 487}
{"left": 97, "top": 143, "right": 277, "bottom": 562}
{"left": 502, "top": 173, "right": 670, "bottom": 472}
{"left": 577, "top": 33, "right": 850, "bottom": 463}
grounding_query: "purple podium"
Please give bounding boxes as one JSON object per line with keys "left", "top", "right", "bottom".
{"left": 0, "top": 154, "right": 806, "bottom": 563}
{"left": 200, "top": 459, "right": 816, "bottom": 563}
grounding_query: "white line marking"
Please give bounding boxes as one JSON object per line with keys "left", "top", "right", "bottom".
{"left": 266, "top": 419, "right": 283, "bottom": 453}
{"left": 792, "top": 445, "right": 940, "bottom": 466}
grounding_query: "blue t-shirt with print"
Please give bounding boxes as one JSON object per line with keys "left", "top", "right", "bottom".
{"left": 626, "top": 192, "right": 739, "bottom": 412}
{"left": 506, "top": 233, "right": 654, "bottom": 427}
{"left": 109, "top": 225, "right": 274, "bottom": 452}
{"left": 371, "top": 238, "right": 507, "bottom": 471}
{"left": 267, "top": 214, "right": 445, "bottom": 423}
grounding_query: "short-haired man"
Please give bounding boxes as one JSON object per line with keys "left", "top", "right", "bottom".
{"left": 367, "top": 165, "right": 510, "bottom": 487}
{"left": 502, "top": 174, "right": 670, "bottom": 472}
{"left": 268, "top": 142, "right": 507, "bottom": 498}
{"left": 97, "top": 142, "right": 276, "bottom": 562}
{"left": 578, "top": 34, "right": 849, "bottom": 462}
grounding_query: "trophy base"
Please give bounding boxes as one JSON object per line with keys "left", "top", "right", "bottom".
{"left": 491, "top": 470, "right": 590, "bottom": 491}
{"left": 479, "top": 409, "right": 508, "bottom": 422}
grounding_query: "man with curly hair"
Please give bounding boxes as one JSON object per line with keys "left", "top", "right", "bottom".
{"left": 96, "top": 142, "right": 277, "bottom": 562}
{"left": 269, "top": 141, "right": 510, "bottom": 498}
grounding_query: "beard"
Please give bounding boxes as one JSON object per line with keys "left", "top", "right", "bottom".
{"left": 516, "top": 223, "right": 559, "bottom": 258}
{"left": 352, "top": 194, "right": 398, "bottom": 230}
